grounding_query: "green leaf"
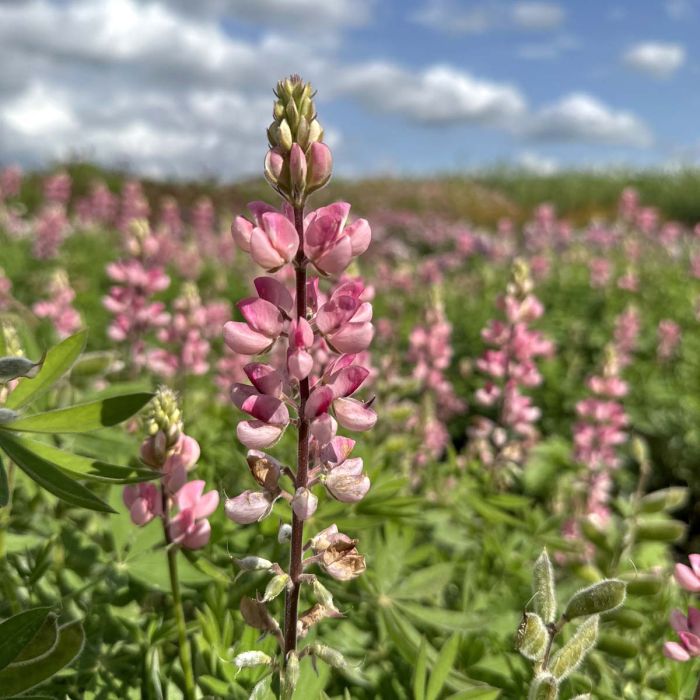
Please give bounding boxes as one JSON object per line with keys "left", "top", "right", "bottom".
{"left": 398, "top": 602, "right": 481, "bottom": 632}
{"left": 426, "top": 634, "right": 460, "bottom": 700}
{"left": 394, "top": 563, "right": 454, "bottom": 601}
{"left": 3, "top": 392, "right": 152, "bottom": 433}
{"left": 9, "top": 615, "right": 59, "bottom": 666}
{"left": 0, "top": 608, "right": 51, "bottom": 671}
{"left": 0, "top": 621, "right": 85, "bottom": 697}
{"left": 7, "top": 435, "right": 155, "bottom": 484}
{"left": 5, "top": 330, "right": 87, "bottom": 410}
{"left": 0, "top": 454, "right": 8, "bottom": 508}
{"left": 413, "top": 638, "right": 428, "bottom": 700}
{"left": 0, "top": 432, "right": 115, "bottom": 513}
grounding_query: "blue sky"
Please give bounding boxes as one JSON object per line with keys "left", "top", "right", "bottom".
{"left": 0, "top": 0, "right": 697, "bottom": 178}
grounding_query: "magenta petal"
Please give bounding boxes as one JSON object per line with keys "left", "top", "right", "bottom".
{"left": 352, "top": 302, "right": 374, "bottom": 323}
{"left": 289, "top": 317, "right": 314, "bottom": 349}
{"left": 254, "top": 276, "right": 293, "bottom": 315}
{"left": 680, "top": 631, "right": 700, "bottom": 655}
{"left": 244, "top": 362, "right": 285, "bottom": 397}
{"left": 223, "top": 322, "right": 272, "bottom": 355}
{"left": 321, "top": 436, "right": 356, "bottom": 465}
{"left": 240, "top": 393, "right": 289, "bottom": 425}
{"left": 182, "top": 519, "right": 211, "bottom": 549}
{"left": 345, "top": 218, "right": 371, "bottom": 256}
{"left": 333, "top": 397, "right": 377, "bottom": 431}
{"left": 232, "top": 216, "right": 253, "bottom": 252}
{"left": 231, "top": 383, "right": 258, "bottom": 410}
{"left": 664, "top": 641, "right": 691, "bottom": 661}
{"left": 675, "top": 563, "right": 700, "bottom": 592}
{"left": 328, "top": 365, "right": 369, "bottom": 398}
{"left": 305, "top": 385, "right": 335, "bottom": 419}
{"left": 690, "top": 554, "right": 700, "bottom": 578}
{"left": 237, "top": 420, "right": 284, "bottom": 449}
{"left": 238, "top": 298, "right": 284, "bottom": 338}
{"left": 671, "top": 609, "right": 690, "bottom": 634}
{"left": 261, "top": 212, "right": 299, "bottom": 261}
{"left": 328, "top": 322, "right": 374, "bottom": 354}
{"left": 316, "top": 296, "right": 359, "bottom": 334}
{"left": 248, "top": 201, "right": 278, "bottom": 227}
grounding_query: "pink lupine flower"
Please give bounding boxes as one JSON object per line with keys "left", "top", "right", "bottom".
{"left": 613, "top": 306, "right": 640, "bottom": 368}
{"left": 292, "top": 487, "right": 318, "bottom": 520}
{"left": 618, "top": 187, "right": 639, "bottom": 222}
{"left": 675, "top": 555, "right": 700, "bottom": 592}
{"left": 123, "top": 483, "right": 162, "bottom": 526}
{"left": 168, "top": 480, "right": 219, "bottom": 549}
{"left": 118, "top": 180, "right": 150, "bottom": 233}
{"left": 0, "top": 165, "right": 22, "bottom": 200}
{"left": 32, "top": 270, "right": 82, "bottom": 339}
{"left": 664, "top": 608, "right": 700, "bottom": 661}
{"left": 224, "top": 490, "right": 275, "bottom": 524}
{"left": 231, "top": 384, "right": 291, "bottom": 448}
{"left": 33, "top": 205, "right": 69, "bottom": 260}
{"left": 43, "top": 170, "right": 71, "bottom": 204}
{"left": 324, "top": 457, "right": 370, "bottom": 502}
{"left": 658, "top": 319, "right": 681, "bottom": 361}
{"left": 589, "top": 258, "right": 612, "bottom": 288}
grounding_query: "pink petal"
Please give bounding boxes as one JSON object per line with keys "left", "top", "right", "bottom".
{"left": 130, "top": 498, "right": 153, "bottom": 526}
{"left": 321, "top": 437, "right": 356, "bottom": 465}
{"left": 316, "top": 296, "right": 359, "bottom": 334}
{"left": 675, "top": 563, "right": 700, "bottom": 592}
{"left": 239, "top": 393, "right": 289, "bottom": 425}
{"left": 244, "top": 363, "right": 285, "bottom": 397}
{"left": 250, "top": 227, "right": 285, "bottom": 270}
{"left": 123, "top": 485, "right": 138, "bottom": 509}
{"left": 690, "top": 554, "right": 700, "bottom": 578}
{"left": 309, "top": 413, "right": 337, "bottom": 445}
{"left": 261, "top": 212, "right": 299, "bottom": 261}
{"left": 689, "top": 607, "right": 700, "bottom": 636}
{"left": 664, "top": 641, "right": 691, "bottom": 661}
{"left": 345, "top": 218, "right": 371, "bottom": 256}
{"left": 232, "top": 216, "right": 253, "bottom": 252}
{"left": 671, "top": 609, "right": 690, "bottom": 634}
{"left": 248, "top": 201, "right": 278, "bottom": 227}
{"left": 289, "top": 317, "right": 314, "bottom": 349}
{"left": 237, "top": 298, "right": 283, "bottom": 338}
{"left": 175, "top": 480, "right": 205, "bottom": 510}
{"left": 182, "top": 519, "right": 211, "bottom": 549}
{"left": 333, "top": 397, "right": 377, "bottom": 431}
{"left": 305, "top": 385, "right": 335, "bottom": 419}
{"left": 237, "top": 420, "right": 284, "bottom": 449}
{"left": 193, "top": 490, "right": 220, "bottom": 519}
{"left": 328, "top": 365, "right": 369, "bottom": 398}
{"left": 328, "top": 322, "right": 374, "bottom": 354}
{"left": 314, "top": 236, "right": 353, "bottom": 275}
{"left": 254, "top": 276, "right": 293, "bottom": 315}
{"left": 287, "top": 349, "right": 314, "bottom": 381}
{"left": 223, "top": 322, "right": 273, "bottom": 354}
{"left": 680, "top": 631, "right": 700, "bottom": 656}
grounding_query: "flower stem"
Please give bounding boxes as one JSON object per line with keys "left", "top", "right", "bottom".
{"left": 694, "top": 675, "right": 700, "bottom": 700}
{"left": 284, "top": 204, "right": 309, "bottom": 657}
{"left": 161, "top": 488, "right": 196, "bottom": 700}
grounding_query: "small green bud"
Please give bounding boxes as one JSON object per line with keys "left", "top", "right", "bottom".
{"left": 311, "top": 577, "right": 337, "bottom": 611}
{"left": 0, "top": 355, "right": 41, "bottom": 382}
{"left": 278, "top": 119, "right": 293, "bottom": 152}
{"left": 604, "top": 607, "right": 645, "bottom": 629}
{"left": 281, "top": 651, "right": 300, "bottom": 700}
{"left": 307, "top": 119, "right": 323, "bottom": 144}
{"left": 635, "top": 518, "right": 685, "bottom": 542}
{"left": 622, "top": 573, "right": 663, "bottom": 596}
{"left": 595, "top": 632, "right": 638, "bottom": 659}
{"left": 563, "top": 580, "right": 626, "bottom": 620}
{"left": 528, "top": 673, "right": 559, "bottom": 700}
{"left": 630, "top": 436, "right": 648, "bottom": 465}
{"left": 580, "top": 517, "right": 611, "bottom": 550}
{"left": 533, "top": 549, "right": 557, "bottom": 624}
{"left": 233, "top": 651, "right": 273, "bottom": 670}
{"left": 639, "top": 487, "right": 688, "bottom": 513}
{"left": 273, "top": 100, "right": 285, "bottom": 120}
{"left": 234, "top": 556, "right": 273, "bottom": 572}
{"left": 0, "top": 408, "right": 20, "bottom": 425}
{"left": 285, "top": 99, "right": 300, "bottom": 131}
{"left": 516, "top": 613, "right": 548, "bottom": 661}
{"left": 549, "top": 616, "right": 599, "bottom": 680}
{"left": 296, "top": 116, "right": 310, "bottom": 149}
{"left": 261, "top": 573, "right": 290, "bottom": 603}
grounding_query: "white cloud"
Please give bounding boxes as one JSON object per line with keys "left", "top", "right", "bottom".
{"left": 527, "top": 93, "right": 652, "bottom": 147}
{"left": 623, "top": 42, "right": 686, "bottom": 78}
{"left": 334, "top": 63, "right": 526, "bottom": 125}
{"left": 512, "top": 2, "right": 564, "bottom": 30}
{"left": 411, "top": 0, "right": 564, "bottom": 34}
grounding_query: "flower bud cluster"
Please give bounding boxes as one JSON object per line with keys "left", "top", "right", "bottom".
{"left": 123, "top": 387, "right": 218, "bottom": 549}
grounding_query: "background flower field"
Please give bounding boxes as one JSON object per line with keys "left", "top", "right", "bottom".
{"left": 2, "top": 162, "right": 700, "bottom": 698}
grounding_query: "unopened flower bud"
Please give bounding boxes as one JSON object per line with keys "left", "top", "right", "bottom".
{"left": 563, "top": 579, "right": 625, "bottom": 620}
{"left": 306, "top": 643, "right": 349, "bottom": 670}
{"left": 307, "top": 118, "right": 323, "bottom": 144}
{"left": 533, "top": 549, "right": 557, "bottom": 624}
{"left": 528, "top": 673, "right": 559, "bottom": 700}
{"left": 264, "top": 147, "right": 286, "bottom": 188}
{"left": 292, "top": 487, "right": 318, "bottom": 521}
{"left": 225, "top": 490, "right": 273, "bottom": 525}
{"left": 261, "top": 573, "right": 290, "bottom": 603}
{"left": 0, "top": 355, "right": 42, "bottom": 382}
{"left": 550, "top": 615, "right": 599, "bottom": 680}
{"left": 234, "top": 556, "right": 273, "bottom": 572}
{"left": 515, "top": 613, "right": 547, "bottom": 661}
{"left": 277, "top": 119, "right": 293, "bottom": 152}
{"left": 289, "top": 144, "right": 307, "bottom": 202}
{"left": 639, "top": 487, "right": 688, "bottom": 513}
{"left": 0, "top": 408, "right": 19, "bottom": 425}
{"left": 296, "top": 116, "right": 310, "bottom": 149}
{"left": 635, "top": 518, "right": 685, "bottom": 542}
{"left": 281, "top": 651, "right": 299, "bottom": 700}
{"left": 306, "top": 142, "right": 332, "bottom": 193}
{"left": 233, "top": 651, "right": 273, "bottom": 670}
{"left": 285, "top": 99, "right": 300, "bottom": 131}
{"left": 278, "top": 523, "right": 292, "bottom": 543}
{"left": 311, "top": 577, "right": 337, "bottom": 611}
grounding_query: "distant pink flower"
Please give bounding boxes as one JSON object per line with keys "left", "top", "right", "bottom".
{"left": 33, "top": 205, "right": 69, "bottom": 259}
{"left": 33, "top": 271, "right": 82, "bottom": 339}
{"left": 675, "top": 555, "right": 700, "bottom": 593}
{"left": 43, "top": 170, "right": 71, "bottom": 204}
{"left": 658, "top": 319, "right": 681, "bottom": 361}
{"left": 123, "top": 483, "right": 162, "bottom": 526}
{"left": 168, "top": 480, "right": 219, "bottom": 549}
{"left": 0, "top": 165, "right": 22, "bottom": 200}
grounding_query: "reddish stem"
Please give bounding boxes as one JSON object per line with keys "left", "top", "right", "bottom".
{"left": 283, "top": 204, "right": 309, "bottom": 656}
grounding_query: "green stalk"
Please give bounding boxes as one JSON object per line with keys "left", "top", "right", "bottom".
{"left": 161, "top": 487, "right": 196, "bottom": 700}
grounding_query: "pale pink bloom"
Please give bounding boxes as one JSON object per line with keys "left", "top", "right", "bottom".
{"left": 43, "top": 171, "right": 71, "bottom": 204}
{"left": 33, "top": 205, "right": 69, "bottom": 259}
{"left": 0, "top": 165, "right": 22, "bottom": 199}
{"left": 589, "top": 258, "right": 611, "bottom": 288}
{"left": 248, "top": 212, "right": 299, "bottom": 270}
{"left": 123, "top": 483, "right": 162, "bottom": 525}
{"left": 231, "top": 384, "right": 290, "bottom": 448}
{"left": 675, "top": 555, "right": 700, "bottom": 592}
{"left": 658, "top": 319, "right": 681, "bottom": 361}
{"left": 664, "top": 607, "right": 700, "bottom": 661}
{"left": 168, "top": 480, "right": 219, "bottom": 549}
{"left": 224, "top": 490, "right": 274, "bottom": 524}
{"left": 324, "top": 458, "right": 370, "bottom": 503}
{"left": 32, "top": 271, "right": 82, "bottom": 339}
{"left": 292, "top": 487, "right": 318, "bottom": 520}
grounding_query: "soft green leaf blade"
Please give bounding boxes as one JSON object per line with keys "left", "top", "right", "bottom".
{"left": 4, "top": 392, "right": 152, "bottom": 433}
{"left": 0, "top": 432, "right": 115, "bottom": 513}
{"left": 394, "top": 563, "right": 454, "bottom": 600}
{"left": 0, "top": 608, "right": 51, "bottom": 671}
{"left": 398, "top": 602, "right": 482, "bottom": 632}
{"left": 426, "top": 634, "right": 460, "bottom": 700}
{"left": 8, "top": 435, "right": 156, "bottom": 484}
{"left": 5, "top": 330, "right": 87, "bottom": 410}
{"left": 0, "top": 454, "right": 8, "bottom": 507}
{"left": 413, "top": 637, "right": 428, "bottom": 700}
{"left": 9, "top": 614, "right": 59, "bottom": 666}
{"left": 0, "top": 621, "right": 85, "bottom": 697}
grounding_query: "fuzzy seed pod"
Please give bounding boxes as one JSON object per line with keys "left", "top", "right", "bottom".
{"left": 281, "top": 651, "right": 300, "bottom": 700}
{"left": 622, "top": 573, "right": 662, "bottom": 596}
{"left": 0, "top": 355, "right": 41, "bottom": 382}
{"left": 305, "top": 644, "right": 349, "bottom": 670}
{"left": 234, "top": 556, "right": 273, "bottom": 572}
{"left": 311, "top": 577, "right": 337, "bottom": 611}
{"left": 528, "top": 673, "right": 559, "bottom": 700}
{"left": 233, "top": 651, "right": 273, "bottom": 669}
{"left": 635, "top": 518, "right": 686, "bottom": 542}
{"left": 261, "top": 573, "right": 290, "bottom": 603}
{"left": 639, "top": 487, "right": 688, "bottom": 514}
{"left": 563, "top": 580, "right": 626, "bottom": 620}
{"left": 516, "top": 613, "right": 548, "bottom": 661}
{"left": 0, "top": 408, "right": 19, "bottom": 425}
{"left": 549, "top": 615, "right": 599, "bottom": 680}
{"left": 533, "top": 549, "right": 557, "bottom": 624}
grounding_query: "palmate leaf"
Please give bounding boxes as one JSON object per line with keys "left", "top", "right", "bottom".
{"left": 426, "top": 634, "right": 460, "bottom": 700}
{"left": 0, "top": 621, "right": 85, "bottom": 697}
{"left": 10, "top": 615, "right": 59, "bottom": 665}
{"left": 0, "top": 431, "right": 115, "bottom": 513}
{"left": 3, "top": 392, "right": 152, "bottom": 433}
{"left": 8, "top": 435, "right": 156, "bottom": 484}
{"left": 4, "top": 330, "right": 87, "bottom": 410}
{"left": 0, "top": 608, "right": 51, "bottom": 671}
